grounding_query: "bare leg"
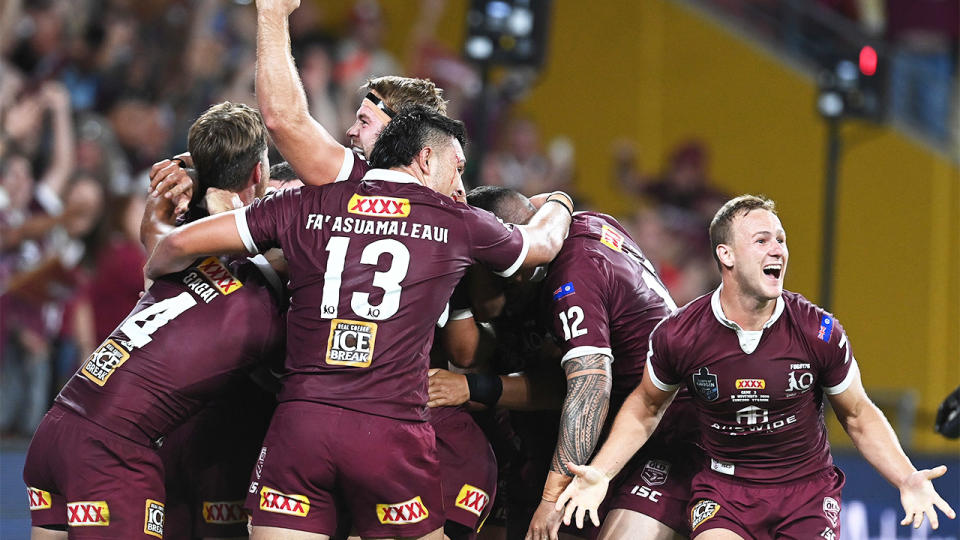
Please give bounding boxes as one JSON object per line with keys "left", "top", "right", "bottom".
{"left": 360, "top": 526, "right": 445, "bottom": 540}
{"left": 694, "top": 529, "right": 746, "bottom": 540}
{"left": 30, "top": 527, "right": 67, "bottom": 540}
{"left": 598, "top": 509, "right": 684, "bottom": 540}
{"left": 251, "top": 525, "right": 330, "bottom": 540}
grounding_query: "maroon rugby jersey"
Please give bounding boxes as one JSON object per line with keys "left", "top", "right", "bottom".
{"left": 238, "top": 169, "right": 528, "bottom": 421}
{"left": 647, "top": 288, "right": 857, "bottom": 483}
{"left": 56, "top": 255, "right": 286, "bottom": 446}
{"left": 541, "top": 212, "right": 677, "bottom": 411}
{"left": 335, "top": 148, "right": 372, "bottom": 183}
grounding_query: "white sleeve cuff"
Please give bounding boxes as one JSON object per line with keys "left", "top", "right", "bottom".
{"left": 449, "top": 308, "right": 474, "bottom": 321}
{"left": 560, "top": 346, "right": 612, "bottom": 365}
{"left": 495, "top": 225, "right": 529, "bottom": 278}
{"left": 336, "top": 147, "right": 354, "bottom": 182}
{"left": 234, "top": 209, "right": 260, "bottom": 254}
{"left": 646, "top": 358, "right": 680, "bottom": 392}
{"left": 822, "top": 358, "right": 859, "bottom": 395}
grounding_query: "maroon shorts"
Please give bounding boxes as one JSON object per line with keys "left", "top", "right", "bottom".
{"left": 246, "top": 401, "right": 445, "bottom": 537}
{"left": 688, "top": 466, "right": 845, "bottom": 539}
{"left": 432, "top": 407, "right": 497, "bottom": 532}
{"left": 22, "top": 404, "right": 167, "bottom": 538}
{"left": 603, "top": 438, "right": 702, "bottom": 536}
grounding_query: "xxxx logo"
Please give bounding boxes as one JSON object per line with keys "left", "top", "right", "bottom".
{"left": 600, "top": 225, "right": 624, "bottom": 252}
{"left": 455, "top": 484, "right": 489, "bottom": 517}
{"left": 67, "top": 501, "right": 110, "bottom": 526}
{"left": 27, "top": 487, "right": 51, "bottom": 510}
{"left": 348, "top": 194, "right": 410, "bottom": 218}
{"left": 259, "top": 487, "right": 309, "bottom": 517}
{"left": 203, "top": 500, "right": 246, "bottom": 524}
{"left": 376, "top": 496, "right": 429, "bottom": 524}
{"left": 197, "top": 257, "right": 243, "bottom": 295}
{"left": 735, "top": 379, "right": 766, "bottom": 390}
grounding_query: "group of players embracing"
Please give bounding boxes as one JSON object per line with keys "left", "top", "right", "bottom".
{"left": 23, "top": 1, "right": 954, "bottom": 539}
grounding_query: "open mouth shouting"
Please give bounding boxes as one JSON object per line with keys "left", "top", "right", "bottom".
{"left": 763, "top": 263, "right": 783, "bottom": 281}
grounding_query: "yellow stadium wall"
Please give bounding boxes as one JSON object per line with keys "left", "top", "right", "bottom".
{"left": 316, "top": 0, "right": 959, "bottom": 452}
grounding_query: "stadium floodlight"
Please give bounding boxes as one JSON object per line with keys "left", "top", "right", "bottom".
{"left": 463, "top": 0, "right": 551, "bottom": 67}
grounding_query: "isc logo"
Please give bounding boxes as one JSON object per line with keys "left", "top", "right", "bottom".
{"left": 203, "top": 500, "right": 246, "bottom": 524}
{"left": 735, "top": 379, "right": 766, "bottom": 390}
{"left": 144, "top": 499, "right": 164, "bottom": 538}
{"left": 197, "top": 257, "right": 243, "bottom": 295}
{"left": 260, "top": 487, "right": 310, "bottom": 517}
{"left": 326, "top": 319, "right": 377, "bottom": 367}
{"left": 67, "top": 501, "right": 110, "bottom": 526}
{"left": 348, "top": 194, "right": 410, "bottom": 218}
{"left": 629, "top": 484, "right": 662, "bottom": 502}
{"left": 27, "top": 487, "right": 52, "bottom": 510}
{"left": 455, "top": 484, "right": 489, "bottom": 516}
{"left": 377, "top": 496, "right": 429, "bottom": 524}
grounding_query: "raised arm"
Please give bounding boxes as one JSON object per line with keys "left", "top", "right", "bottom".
{"left": 256, "top": 0, "right": 347, "bottom": 185}
{"left": 517, "top": 191, "right": 573, "bottom": 268}
{"left": 828, "top": 366, "right": 956, "bottom": 530}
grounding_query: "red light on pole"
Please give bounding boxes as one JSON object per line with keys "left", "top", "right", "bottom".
{"left": 859, "top": 46, "right": 877, "bottom": 76}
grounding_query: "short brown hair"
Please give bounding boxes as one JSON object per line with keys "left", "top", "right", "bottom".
{"left": 709, "top": 195, "right": 777, "bottom": 268}
{"left": 188, "top": 102, "right": 267, "bottom": 193}
{"left": 365, "top": 76, "right": 447, "bottom": 115}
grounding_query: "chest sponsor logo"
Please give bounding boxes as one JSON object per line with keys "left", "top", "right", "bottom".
{"left": 326, "top": 319, "right": 377, "bottom": 367}
{"left": 692, "top": 367, "right": 719, "bottom": 402}
{"left": 553, "top": 282, "right": 576, "bottom": 301}
{"left": 455, "top": 484, "right": 489, "bottom": 516}
{"left": 27, "top": 487, "right": 51, "bottom": 510}
{"left": 736, "top": 405, "right": 769, "bottom": 425}
{"left": 641, "top": 459, "right": 670, "bottom": 486}
{"left": 203, "top": 500, "right": 246, "bottom": 524}
{"left": 735, "top": 379, "right": 765, "bottom": 390}
{"left": 822, "top": 497, "right": 840, "bottom": 527}
{"left": 144, "top": 499, "right": 164, "bottom": 538}
{"left": 348, "top": 194, "right": 410, "bottom": 218}
{"left": 787, "top": 370, "right": 814, "bottom": 393}
{"left": 377, "top": 496, "right": 429, "bottom": 524}
{"left": 599, "top": 225, "right": 624, "bottom": 252}
{"left": 690, "top": 499, "right": 720, "bottom": 531}
{"left": 818, "top": 315, "right": 833, "bottom": 342}
{"left": 259, "top": 487, "right": 309, "bottom": 517}
{"left": 196, "top": 257, "right": 243, "bottom": 295}
{"left": 67, "top": 501, "right": 109, "bottom": 526}
{"left": 81, "top": 339, "right": 130, "bottom": 386}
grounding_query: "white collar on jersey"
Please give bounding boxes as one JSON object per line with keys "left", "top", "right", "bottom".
{"left": 362, "top": 168, "right": 423, "bottom": 185}
{"left": 710, "top": 285, "right": 785, "bottom": 354}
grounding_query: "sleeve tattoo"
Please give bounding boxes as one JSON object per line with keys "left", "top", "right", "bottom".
{"left": 551, "top": 353, "right": 613, "bottom": 476}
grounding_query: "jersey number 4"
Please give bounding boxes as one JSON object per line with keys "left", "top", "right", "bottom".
{"left": 320, "top": 236, "right": 409, "bottom": 321}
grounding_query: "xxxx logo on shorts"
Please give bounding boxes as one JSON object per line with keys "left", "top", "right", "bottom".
{"left": 690, "top": 499, "right": 720, "bottom": 531}
{"left": 599, "top": 225, "right": 624, "bottom": 252}
{"left": 27, "top": 487, "right": 52, "bottom": 510}
{"left": 348, "top": 194, "right": 410, "bottom": 218}
{"left": 203, "top": 500, "right": 246, "bottom": 524}
{"left": 455, "top": 484, "right": 489, "bottom": 517}
{"left": 377, "top": 496, "right": 429, "bottom": 524}
{"left": 197, "top": 257, "right": 243, "bottom": 295}
{"left": 67, "top": 501, "right": 109, "bottom": 526}
{"left": 735, "top": 379, "right": 766, "bottom": 390}
{"left": 144, "top": 499, "right": 164, "bottom": 538}
{"left": 81, "top": 339, "right": 130, "bottom": 386}
{"left": 259, "top": 486, "right": 309, "bottom": 517}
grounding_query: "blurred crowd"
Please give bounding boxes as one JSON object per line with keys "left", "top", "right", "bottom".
{"left": 0, "top": 0, "right": 725, "bottom": 439}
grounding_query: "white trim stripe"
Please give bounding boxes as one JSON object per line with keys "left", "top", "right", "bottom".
{"left": 234, "top": 209, "right": 259, "bottom": 254}
{"left": 335, "top": 147, "right": 355, "bottom": 182}
{"left": 449, "top": 308, "right": 474, "bottom": 321}
{"left": 823, "top": 359, "right": 859, "bottom": 395}
{"left": 646, "top": 358, "right": 679, "bottom": 392}
{"left": 561, "top": 346, "right": 612, "bottom": 364}
{"left": 495, "top": 226, "right": 528, "bottom": 278}
{"left": 361, "top": 168, "right": 421, "bottom": 184}
{"left": 436, "top": 303, "right": 450, "bottom": 328}
{"left": 248, "top": 254, "right": 284, "bottom": 295}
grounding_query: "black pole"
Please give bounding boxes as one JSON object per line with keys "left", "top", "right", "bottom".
{"left": 466, "top": 64, "right": 492, "bottom": 188}
{"left": 819, "top": 117, "right": 841, "bottom": 311}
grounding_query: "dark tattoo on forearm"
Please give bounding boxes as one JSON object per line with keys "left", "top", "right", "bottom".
{"left": 552, "top": 354, "right": 612, "bottom": 476}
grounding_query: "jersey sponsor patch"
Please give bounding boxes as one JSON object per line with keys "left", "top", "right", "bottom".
{"left": 259, "top": 486, "right": 310, "bottom": 517}
{"left": 144, "top": 499, "right": 164, "bottom": 538}
{"left": 377, "top": 496, "right": 429, "bottom": 524}
{"left": 822, "top": 496, "right": 840, "bottom": 527}
{"left": 455, "top": 484, "right": 490, "bottom": 517}
{"left": 817, "top": 315, "right": 833, "bottom": 342}
{"left": 599, "top": 224, "right": 624, "bottom": 252}
{"left": 81, "top": 339, "right": 130, "bottom": 386}
{"left": 553, "top": 282, "right": 576, "bottom": 301}
{"left": 641, "top": 459, "right": 670, "bottom": 486}
{"left": 348, "top": 194, "right": 410, "bottom": 218}
{"left": 67, "top": 501, "right": 110, "bottom": 526}
{"left": 27, "top": 487, "right": 52, "bottom": 510}
{"left": 196, "top": 257, "right": 243, "bottom": 295}
{"left": 326, "top": 319, "right": 377, "bottom": 367}
{"left": 203, "top": 500, "right": 246, "bottom": 524}
{"left": 690, "top": 499, "right": 720, "bottom": 531}
{"left": 735, "top": 379, "right": 765, "bottom": 390}
{"left": 692, "top": 367, "right": 719, "bottom": 402}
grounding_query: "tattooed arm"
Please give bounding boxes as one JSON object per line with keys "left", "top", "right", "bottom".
{"left": 526, "top": 353, "right": 612, "bottom": 540}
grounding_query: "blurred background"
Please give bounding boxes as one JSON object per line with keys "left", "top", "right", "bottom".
{"left": 1, "top": 0, "right": 957, "bottom": 538}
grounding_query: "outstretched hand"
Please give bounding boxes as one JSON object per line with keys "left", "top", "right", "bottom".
{"left": 899, "top": 465, "right": 956, "bottom": 530}
{"left": 555, "top": 462, "right": 609, "bottom": 529}
{"left": 427, "top": 369, "right": 469, "bottom": 408}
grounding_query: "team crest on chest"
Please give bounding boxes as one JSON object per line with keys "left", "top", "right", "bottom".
{"left": 692, "top": 367, "right": 719, "bottom": 402}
